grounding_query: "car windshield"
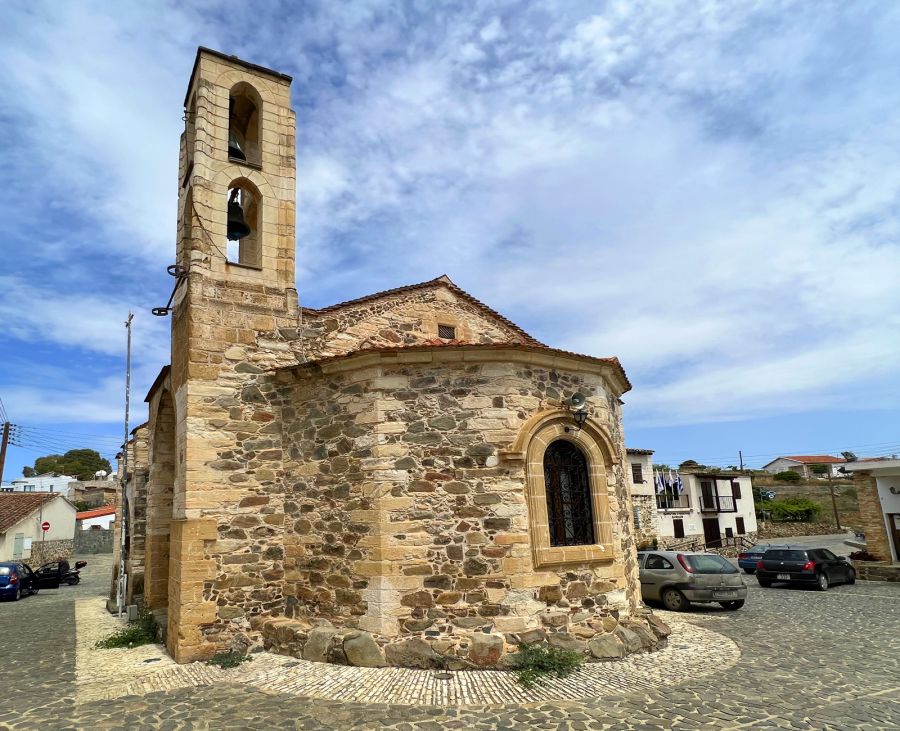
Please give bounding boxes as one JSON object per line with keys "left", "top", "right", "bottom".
{"left": 684, "top": 555, "right": 738, "bottom": 574}
{"left": 764, "top": 549, "right": 807, "bottom": 560}
{"left": 0, "top": 567, "right": 10, "bottom": 576}
{"left": 749, "top": 545, "right": 771, "bottom": 552}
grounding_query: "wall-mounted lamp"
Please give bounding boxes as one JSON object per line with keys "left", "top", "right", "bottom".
{"left": 567, "top": 393, "right": 589, "bottom": 430}
{"left": 890, "top": 485, "right": 899, "bottom": 495}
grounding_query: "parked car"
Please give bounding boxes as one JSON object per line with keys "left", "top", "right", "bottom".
{"left": 638, "top": 550, "right": 748, "bottom": 611}
{"left": 0, "top": 561, "right": 60, "bottom": 601}
{"left": 756, "top": 547, "right": 856, "bottom": 591}
{"left": 737, "top": 543, "right": 789, "bottom": 574}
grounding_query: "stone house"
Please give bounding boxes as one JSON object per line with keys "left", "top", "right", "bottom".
{"left": 844, "top": 458, "right": 900, "bottom": 564}
{"left": 0, "top": 493, "right": 75, "bottom": 564}
{"left": 132, "top": 47, "right": 668, "bottom": 668}
{"left": 626, "top": 448, "right": 658, "bottom": 547}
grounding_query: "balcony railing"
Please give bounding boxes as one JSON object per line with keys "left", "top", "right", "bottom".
{"left": 699, "top": 495, "right": 736, "bottom": 513}
{"left": 656, "top": 493, "right": 691, "bottom": 511}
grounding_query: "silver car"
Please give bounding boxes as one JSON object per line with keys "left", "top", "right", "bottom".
{"left": 637, "top": 550, "right": 748, "bottom": 611}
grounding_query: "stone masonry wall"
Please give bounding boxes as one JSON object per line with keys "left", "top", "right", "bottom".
{"left": 297, "top": 282, "right": 532, "bottom": 361}
{"left": 854, "top": 472, "right": 892, "bottom": 561}
{"left": 253, "top": 354, "right": 651, "bottom": 669}
{"left": 29, "top": 538, "right": 73, "bottom": 566}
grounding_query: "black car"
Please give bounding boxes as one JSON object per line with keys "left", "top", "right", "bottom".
{"left": 756, "top": 547, "right": 855, "bottom": 591}
{"left": 0, "top": 562, "right": 61, "bottom": 601}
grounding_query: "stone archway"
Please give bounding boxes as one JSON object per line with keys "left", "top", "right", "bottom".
{"left": 145, "top": 390, "right": 175, "bottom": 612}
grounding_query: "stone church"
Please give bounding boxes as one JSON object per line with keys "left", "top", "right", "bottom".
{"left": 124, "top": 47, "right": 668, "bottom": 668}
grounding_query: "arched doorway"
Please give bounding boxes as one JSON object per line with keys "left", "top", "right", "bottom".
{"left": 145, "top": 390, "right": 175, "bottom": 611}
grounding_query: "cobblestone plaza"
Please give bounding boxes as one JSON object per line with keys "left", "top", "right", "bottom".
{"left": 1, "top": 554, "right": 898, "bottom": 730}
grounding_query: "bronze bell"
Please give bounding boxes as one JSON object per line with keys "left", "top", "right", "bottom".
{"left": 227, "top": 190, "right": 251, "bottom": 241}
{"left": 228, "top": 129, "right": 247, "bottom": 161}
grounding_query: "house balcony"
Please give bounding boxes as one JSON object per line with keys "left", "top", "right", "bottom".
{"left": 656, "top": 493, "right": 691, "bottom": 512}
{"left": 699, "top": 495, "right": 737, "bottom": 513}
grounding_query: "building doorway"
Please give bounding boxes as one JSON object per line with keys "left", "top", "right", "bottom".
{"left": 888, "top": 514, "right": 900, "bottom": 562}
{"left": 672, "top": 518, "right": 685, "bottom": 539}
{"left": 702, "top": 517, "right": 721, "bottom": 548}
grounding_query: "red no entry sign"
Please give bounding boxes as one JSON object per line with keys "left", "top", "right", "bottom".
{"left": 41, "top": 521, "right": 50, "bottom": 532}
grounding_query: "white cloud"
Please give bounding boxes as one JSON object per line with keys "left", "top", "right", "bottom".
{"left": 2, "top": 0, "right": 900, "bottom": 433}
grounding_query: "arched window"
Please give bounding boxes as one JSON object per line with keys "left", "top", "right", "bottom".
{"left": 225, "top": 180, "right": 260, "bottom": 267}
{"left": 228, "top": 82, "right": 262, "bottom": 167}
{"left": 543, "top": 440, "right": 595, "bottom": 547}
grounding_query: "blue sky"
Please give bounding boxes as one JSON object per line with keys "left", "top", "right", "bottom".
{"left": 2, "top": 0, "right": 900, "bottom": 481}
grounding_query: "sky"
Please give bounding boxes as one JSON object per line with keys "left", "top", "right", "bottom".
{"left": 1, "top": 0, "right": 899, "bottom": 481}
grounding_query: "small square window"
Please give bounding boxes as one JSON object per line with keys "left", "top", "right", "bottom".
{"left": 438, "top": 324, "right": 456, "bottom": 339}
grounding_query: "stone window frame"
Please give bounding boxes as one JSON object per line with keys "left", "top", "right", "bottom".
{"left": 506, "top": 409, "right": 618, "bottom": 568}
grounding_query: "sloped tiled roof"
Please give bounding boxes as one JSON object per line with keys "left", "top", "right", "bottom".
{"left": 301, "top": 275, "right": 544, "bottom": 346}
{"left": 781, "top": 455, "right": 846, "bottom": 464}
{"left": 76, "top": 505, "right": 117, "bottom": 521}
{"left": 0, "top": 493, "right": 58, "bottom": 534}
{"left": 626, "top": 448, "right": 655, "bottom": 455}
{"left": 296, "top": 341, "right": 631, "bottom": 392}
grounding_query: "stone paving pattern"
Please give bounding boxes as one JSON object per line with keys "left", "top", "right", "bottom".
{"left": 1, "top": 555, "right": 898, "bottom": 729}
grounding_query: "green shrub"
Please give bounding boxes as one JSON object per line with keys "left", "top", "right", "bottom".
{"left": 767, "top": 497, "right": 822, "bottom": 522}
{"left": 207, "top": 651, "right": 252, "bottom": 669}
{"left": 95, "top": 608, "right": 158, "bottom": 649}
{"left": 773, "top": 470, "right": 802, "bottom": 483}
{"left": 511, "top": 643, "right": 584, "bottom": 689}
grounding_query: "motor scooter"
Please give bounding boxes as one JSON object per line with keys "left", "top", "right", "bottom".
{"left": 64, "top": 560, "right": 87, "bottom": 585}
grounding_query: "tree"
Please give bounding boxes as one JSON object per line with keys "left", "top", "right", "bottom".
{"left": 22, "top": 466, "right": 36, "bottom": 478}
{"left": 773, "top": 470, "right": 801, "bottom": 483}
{"left": 26, "top": 449, "right": 112, "bottom": 481}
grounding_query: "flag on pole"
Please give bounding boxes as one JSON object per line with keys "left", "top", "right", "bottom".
{"left": 654, "top": 469, "right": 664, "bottom": 494}
{"left": 674, "top": 471, "right": 684, "bottom": 494}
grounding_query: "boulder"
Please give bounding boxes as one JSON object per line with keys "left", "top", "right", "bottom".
{"left": 646, "top": 614, "right": 671, "bottom": 639}
{"left": 613, "top": 625, "right": 643, "bottom": 654}
{"left": 468, "top": 633, "right": 505, "bottom": 667}
{"left": 385, "top": 637, "right": 443, "bottom": 669}
{"left": 588, "top": 634, "right": 625, "bottom": 659}
{"left": 302, "top": 627, "right": 338, "bottom": 663}
{"left": 343, "top": 632, "right": 387, "bottom": 668}
{"left": 546, "top": 632, "right": 587, "bottom": 654}
{"left": 627, "top": 622, "right": 659, "bottom": 650}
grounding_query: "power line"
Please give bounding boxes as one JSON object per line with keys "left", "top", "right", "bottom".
{"left": 0, "top": 395, "right": 9, "bottom": 424}
{"left": 14, "top": 425, "right": 124, "bottom": 442}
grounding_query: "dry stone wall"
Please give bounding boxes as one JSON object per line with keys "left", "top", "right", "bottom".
{"left": 251, "top": 353, "right": 654, "bottom": 669}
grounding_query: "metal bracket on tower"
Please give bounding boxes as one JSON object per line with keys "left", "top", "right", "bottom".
{"left": 151, "top": 264, "right": 190, "bottom": 316}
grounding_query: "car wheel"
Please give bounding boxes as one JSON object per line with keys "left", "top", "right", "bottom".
{"left": 13, "top": 586, "right": 20, "bottom": 602}
{"left": 816, "top": 572, "right": 829, "bottom": 591}
{"left": 847, "top": 568, "right": 856, "bottom": 585}
{"left": 719, "top": 600, "right": 745, "bottom": 610}
{"left": 31, "top": 587, "right": 39, "bottom": 596}
{"left": 662, "top": 588, "right": 689, "bottom": 611}
{"left": 757, "top": 578, "right": 772, "bottom": 588}
{"left": 743, "top": 568, "right": 756, "bottom": 575}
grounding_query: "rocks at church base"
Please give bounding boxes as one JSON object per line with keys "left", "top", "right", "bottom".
{"left": 343, "top": 631, "right": 387, "bottom": 667}
{"left": 647, "top": 614, "right": 672, "bottom": 639}
{"left": 546, "top": 632, "right": 587, "bottom": 654}
{"left": 467, "top": 633, "right": 504, "bottom": 667}
{"left": 588, "top": 634, "right": 625, "bottom": 659}
{"left": 384, "top": 637, "right": 443, "bottom": 669}
{"left": 302, "top": 626, "right": 339, "bottom": 663}
{"left": 613, "top": 625, "right": 643, "bottom": 654}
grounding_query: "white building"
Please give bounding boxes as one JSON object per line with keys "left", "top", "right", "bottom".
{"left": 843, "top": 458, "right": 900, "bottom": 562}
{"left": 656, "top": 472, "right": 758, "bottom": 547}
{"left": 4, "top": 473, "right": 77, "bottom": 497}
{"left": 0, "top": 493, "right": 76, "bottom": 562}
{"left": 76, "top": 505, "right": 116, "bottom": 530}
{"left": 761, "top": 455, "right": 845, "bottom": 479}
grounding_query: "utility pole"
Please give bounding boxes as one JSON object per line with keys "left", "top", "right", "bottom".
{"left": 739, "top": 450, "right": 744, "bottom": 471}
{"left": 118, "top": 312, "right": 134, "bottom": 618}
{"left": 0, "top": 421, "right": 9, "bottom": 487}
{"left": 826, "top": 465, "right": 841, "bottom": 531}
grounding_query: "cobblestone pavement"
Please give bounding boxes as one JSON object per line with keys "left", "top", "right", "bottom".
{"left": 2, "top": 554, "right": 899, "bottom": 730}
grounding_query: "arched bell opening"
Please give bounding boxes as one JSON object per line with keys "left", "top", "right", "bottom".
{"left": 225, "top": 179, "right": 261, "bottom": 267}
{"left": 228, "top": 82, "right": 262, "bottom": 167}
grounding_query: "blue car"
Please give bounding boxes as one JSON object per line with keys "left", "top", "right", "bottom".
{"left": 0, "top": 561, "right": 59, "bottom": 601}
{"left": 737, "top": 544, "right": 789, "bottom": 574}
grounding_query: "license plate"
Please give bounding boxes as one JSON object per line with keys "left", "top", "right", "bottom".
{"left": 714, "top": 591, "right": 738, "bottom": 599}
{"left": 777, "top": 573, "right": 791, "bottom": 580}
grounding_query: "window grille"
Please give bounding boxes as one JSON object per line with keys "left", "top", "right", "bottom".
{"left": 438, "top": 324, "right": 456, "bottom": 339}
{"left": 543, "top": 440, "right": 595, "bottom": 546}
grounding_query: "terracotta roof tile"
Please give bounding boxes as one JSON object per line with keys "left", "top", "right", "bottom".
{"left": 782, "top": 455, "right": 846, "bottom": 464}
{"left": 76, "top": 505, "right": 117, "bottom": 521}
{"left": 290, "top": 341, "right": 631, "bottom": 392}
{"left": 0, "top": 493, "right": 59, "bottom": 534}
